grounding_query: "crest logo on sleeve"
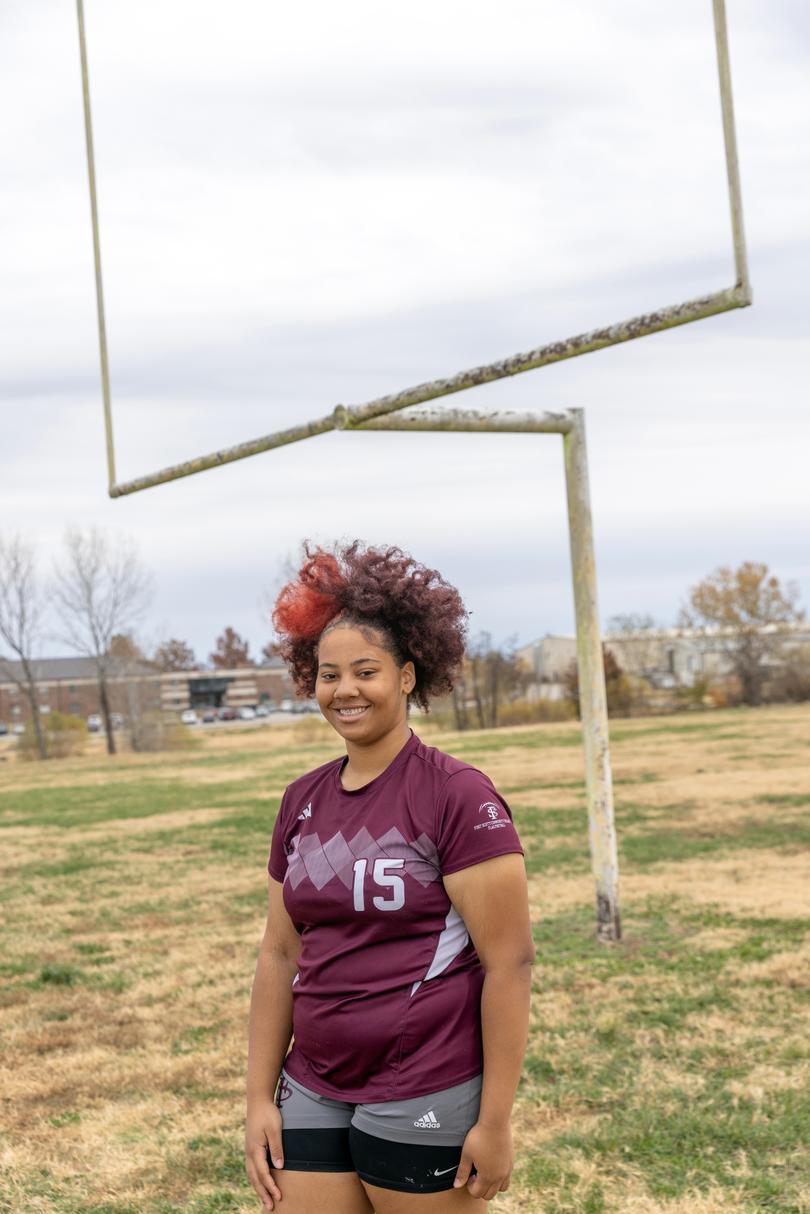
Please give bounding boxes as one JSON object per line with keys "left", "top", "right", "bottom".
{"left": 298, "top": 802, "right": 312, "bottom": 820}
{"left": 475, "top": 801, "right": 508, "bottom": 830}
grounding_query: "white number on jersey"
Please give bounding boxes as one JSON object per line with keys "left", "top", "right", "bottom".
{"left": 352, "top": 857, "right": 406, "bottom": 912}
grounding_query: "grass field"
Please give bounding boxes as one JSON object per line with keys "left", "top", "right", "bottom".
{"left": 1, "top": 704, "right": 809, "bottom": 1214}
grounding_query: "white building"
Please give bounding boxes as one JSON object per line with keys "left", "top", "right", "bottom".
{"left": 516, "top": 623, "right": 810, "bottom": 696}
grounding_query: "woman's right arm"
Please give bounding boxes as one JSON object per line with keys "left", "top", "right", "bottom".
{"left": 245, "top": 876, "right": 302, "bottom": 1211}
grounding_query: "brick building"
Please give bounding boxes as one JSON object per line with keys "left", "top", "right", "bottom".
{"left": 0, "top": 656, "right": 295, "bottom": 728}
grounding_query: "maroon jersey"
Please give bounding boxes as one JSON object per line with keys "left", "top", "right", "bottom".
{"left": 267, "top": 731, "right": 524, "bottom": 1102}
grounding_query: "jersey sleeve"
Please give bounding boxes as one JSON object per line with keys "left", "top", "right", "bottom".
{"left": 434, "top": 767, "right": 524, "bottom": 876}
{"left": 267, "top": 790, "right": 290, "bottom": 883}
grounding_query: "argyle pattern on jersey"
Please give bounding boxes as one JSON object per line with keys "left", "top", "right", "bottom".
{"left": 285, "top": 826, "right": 441, "bottom": 891}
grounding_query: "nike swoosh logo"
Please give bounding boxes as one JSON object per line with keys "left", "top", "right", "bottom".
{"left": 433, "top": 1166, "right": 457, "bottom": 1176}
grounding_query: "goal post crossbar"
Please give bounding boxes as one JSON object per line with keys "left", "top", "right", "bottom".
{"left": 105, "top": 284, "right": 747, "bottom": 498}
{"left": 74, "top": 0, "right": 751, "bottom": 501}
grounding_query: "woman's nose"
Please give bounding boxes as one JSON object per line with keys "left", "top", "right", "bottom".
{"left": 334, "top": 672, "right": 359, "bottom": 698}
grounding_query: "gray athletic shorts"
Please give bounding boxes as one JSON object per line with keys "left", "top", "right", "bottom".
{"left": 274, "top": 1068, "right": 483, "bottom": 1193}
{"left": 278, "top": 1067, "right": 482, "bottom": 1147}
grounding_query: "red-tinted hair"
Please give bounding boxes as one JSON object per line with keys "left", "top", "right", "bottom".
{"left": 272, "top": 541, "right": 467, "bottom": 711}
{"left": 272, "top": 551, "right": 345, "bottom": 640}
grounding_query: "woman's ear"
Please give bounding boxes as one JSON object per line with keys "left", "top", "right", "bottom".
{"left": 401, "top": 661, "right": 416, "bottom": 695}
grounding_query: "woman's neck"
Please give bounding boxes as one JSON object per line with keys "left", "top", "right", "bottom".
{"left": 341, "top": 721, "right": 412, "bottom": 791}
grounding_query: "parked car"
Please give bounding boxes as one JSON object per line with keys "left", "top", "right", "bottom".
{"left": 0, "top": 722, "right": 8, "bottom": 736}
{"left": 279, "top": 699, "right": 294, "bottom": 713}
{"left": 218, "top": 707, "right": 236, "bottom": 721}
{"left": 180, "top": 709, "right": 198, "bottom": 726}
{"left": 87, "top": 714, "right": 102, "bottom": 732}
{"left": 201, "top": 708, "right": 217, "bottom": 724}
{"left": 254, "top": 704, "right": 270, "bottom": 718}
{"left": 110, "top": 712, "right": 124, "bottom": 730}
{"left": 237, "top": 706, "right": 256, "bottom": 720}
{"left": 13, "top": 723, "right": 25, "bottom": 735}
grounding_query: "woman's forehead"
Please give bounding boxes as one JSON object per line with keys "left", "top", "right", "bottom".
{"left": 317, "top": 622, "right": 388, "bottom": 660}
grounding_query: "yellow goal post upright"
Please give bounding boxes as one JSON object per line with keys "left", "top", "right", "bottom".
{"left": 74, "top": 0, "right": 751, "bottom": 942}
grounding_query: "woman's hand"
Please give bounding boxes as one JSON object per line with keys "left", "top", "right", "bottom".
{"left": 245, "top": 1099, "right": 284, "bottom": 1211}
{"left": 454, "top": 1120, "right": 513, "bottom": 1201}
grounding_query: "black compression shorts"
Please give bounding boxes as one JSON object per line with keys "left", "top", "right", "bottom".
{"left": 273, "top": 1068, "right": 482, "bottom": 1194}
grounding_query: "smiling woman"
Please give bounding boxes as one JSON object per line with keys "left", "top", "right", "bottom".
{"left": 270, "top": 542, "right": 467, "bottom": 712}
{"left": 244, "top": 542, "right": 535, "bottom": 1213}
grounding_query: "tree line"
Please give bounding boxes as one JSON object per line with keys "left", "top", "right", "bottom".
{"left": 0, "top": 529, "right": 277, "bottom": 760}
{"left": 1, "top": 527, "right": 807, "bottom": 758}
{"left": 443, "top": 561, "right": 808, "bottom": 729}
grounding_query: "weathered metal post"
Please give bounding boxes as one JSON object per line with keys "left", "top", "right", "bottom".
{"left": 75, "top": 0, "right": 116, "bottom": 492}
{"left": 359, "top": 404, "right": 623, "bottom": 942}
{"left": 563, "top": 409, "right": 621, "bottom": 942}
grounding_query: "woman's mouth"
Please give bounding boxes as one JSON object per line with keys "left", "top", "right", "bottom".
{"left": 333, "top": 705, "right": 370, "bottom": 720}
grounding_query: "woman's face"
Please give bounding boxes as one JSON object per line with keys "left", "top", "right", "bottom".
{"left": 315, "top": 624, "right": 415, "bottom": 746}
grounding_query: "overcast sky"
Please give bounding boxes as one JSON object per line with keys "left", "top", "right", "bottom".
{"left": 2, "top": 0, "right": 808, "bottom": 663}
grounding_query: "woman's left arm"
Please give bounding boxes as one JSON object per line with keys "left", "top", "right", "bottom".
{"left": 443, "top": 853, "right": 535, "bottom": 1202}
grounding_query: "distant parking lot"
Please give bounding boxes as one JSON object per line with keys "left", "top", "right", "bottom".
{"left": 195, "top": 710, "right": 310, "bottom": 728}
{"left": 0, "top": 705, "right": 323, "bottom": 750}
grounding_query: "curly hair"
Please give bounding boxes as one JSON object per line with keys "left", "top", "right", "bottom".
{"left": 272, "top": 542, "right": 467, "bottom": 711}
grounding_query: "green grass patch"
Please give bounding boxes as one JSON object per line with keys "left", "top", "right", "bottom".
{"left": 0, "top": 775, "right": 289, "bottom": 830}
{"left": 754, "top": 793, "right": 810, "bottom": 808}
{"left": 525, "top": 899, "right": 810, "bottom": 1210}
{"left": 171, "top": 1022, "right": 227, "bottom": 1055}
{"left": 37, "top": 963, "right": 85, "bottom": 986}
{"left": 621, "top": 814, "right": 810, "bottom": 868}
{"left": 183, "top": 1133, "right": 245, "bottom": 1184}
{"left": 535, "top": 1087, "right": 810, "bottom": 1208}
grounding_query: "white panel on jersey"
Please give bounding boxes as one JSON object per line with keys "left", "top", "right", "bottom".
{"left": 411, "top": 905, "right": 469, "bottom": 996}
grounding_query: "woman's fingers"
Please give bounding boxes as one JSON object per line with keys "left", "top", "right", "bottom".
{"left": 467, "top": 1171, "right": 500, "bottom": 1201}
{"left": 258, "top": 1146, "right": 283, "bottom": 1204}
{"left": 245, "top": 1156, "right": 276, "bottom": 1210}
{"left": 246, "top": 1101, "right": 286, "bottom": 1209}
{"left": 245, "top": 1138, "right": 283, "bottom": 1210}
{"left": 453, "top": 1147, "right": 474, "bottom": 1189}
{"left": 266, "top": 1133, "right": 284, "bottom": 1171}
{"left": 455, "top": 1121, "right": 513, "bottom": 1201}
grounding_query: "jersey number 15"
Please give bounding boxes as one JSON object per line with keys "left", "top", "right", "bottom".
{"left": 352, "top": 858, "right": 405, "bottom": 912}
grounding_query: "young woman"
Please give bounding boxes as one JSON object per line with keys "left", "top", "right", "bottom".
{"left": 245, "top": 543, "right": 534, "bottom": 1213}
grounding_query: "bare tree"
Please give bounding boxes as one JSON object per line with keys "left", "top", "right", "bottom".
{"left": 451, "top": 678, "right": 469, "bottom": 731}
{"left": 0, "top": 535, "right": 49, "bottom": 759}
{"left": 563, "top": 646, "right": 633, "bottom": 719}
{"left": 604, "top": 613, "right": 663, "bottom": 695}
{"left": 52, "top": 528, "right": 153, "bottom": 755}
{"left": 678, "top": 561, "right": 805, "bottom": 706}
{"left": 260, "top": 639, "right": 282, "bottom": 665}
{"left": 468, "top": 635, "right": 488, "bottom": 729}
{"left": 462, "top": 634, "right": 529, "bottom": 729}
{"left": 607, "top": 613, "right": 658, "bottom": 633}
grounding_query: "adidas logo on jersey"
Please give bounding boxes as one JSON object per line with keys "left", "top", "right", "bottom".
{"left": 298, "top": 803, "right": 312, "bottom": 820}
{"left": 413, "top": 1110, "right": 441, "bottom": 1129}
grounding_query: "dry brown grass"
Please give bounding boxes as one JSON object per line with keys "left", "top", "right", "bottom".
{"left": 2, "top": 702, "right": 809, "bottom": 1213}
